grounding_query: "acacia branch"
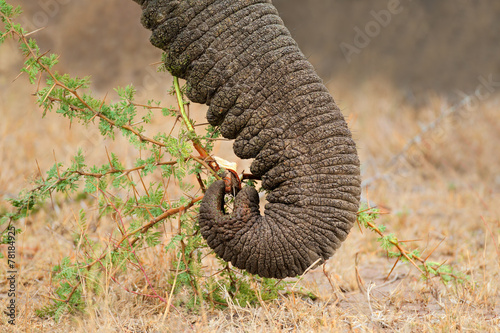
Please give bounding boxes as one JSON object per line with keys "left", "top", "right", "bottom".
{"left": 1, "top": 15, "right": 167, "bottom": 148}
{"left": 172, "top": 76, "right": 221, "bottom": 172}
{"left": 359, "top": 208, "right": 465, "bottom": 283}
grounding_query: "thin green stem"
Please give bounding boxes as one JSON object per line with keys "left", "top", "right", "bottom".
{"left": 173, "top": 76, "right": 219, "bottom": 168}
{"left": 173, "top": 76, "right": 195, "bottom": 133}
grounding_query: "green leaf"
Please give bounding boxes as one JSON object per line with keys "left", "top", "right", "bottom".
{"left": 165, "top": 234, "right": 185, "bottom": 252}
{"left": 377, "top": 233, "right": 397, "bottom": 250}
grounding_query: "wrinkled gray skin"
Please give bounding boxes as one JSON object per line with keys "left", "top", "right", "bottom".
{"left": 133, "top": 0, "right": 361, "bottom": 279}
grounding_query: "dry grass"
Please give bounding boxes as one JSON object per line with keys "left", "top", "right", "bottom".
{"left": 1, "top": 34, "right": 500, "bottom": 333}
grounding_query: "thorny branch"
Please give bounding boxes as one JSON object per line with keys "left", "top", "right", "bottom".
{"left": 358, "top": 207, "right": 467, "bottom": 284}
{"left": 0, "top": 15, "right": 215, "bottom": 312}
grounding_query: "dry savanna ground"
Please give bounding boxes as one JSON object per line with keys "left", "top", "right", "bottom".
{"left": 1, "top": 4, "right": 500, "bottom": 333}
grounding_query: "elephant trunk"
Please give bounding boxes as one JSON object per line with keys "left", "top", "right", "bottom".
{"left": 135, "top": 0, "right": 361, "bottom": 279}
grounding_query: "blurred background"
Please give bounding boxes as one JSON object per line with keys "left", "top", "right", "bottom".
{"left": 1, "top": 1, "right": 499, "bottom": 328}
{"left": 0, "top": 1, "right": 498, "bottom": 242}
{"left": 5, "top": 0, "right": 500, "bottom": 97}
{"left": 3, "top": 0, "right": 497, "bottom": 192}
